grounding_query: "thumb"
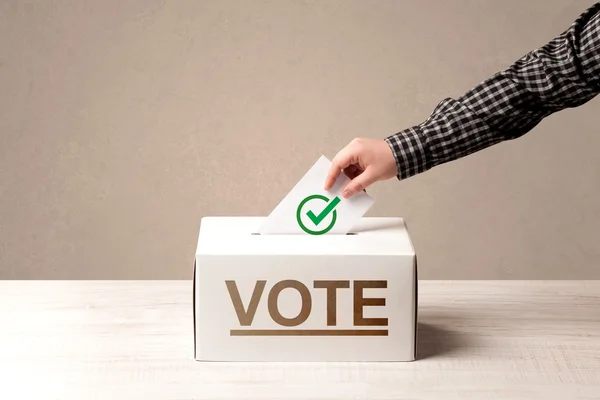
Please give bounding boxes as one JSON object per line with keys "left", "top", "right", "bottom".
{"left": 342, "top": 169, "right": 376, "bottom": 198}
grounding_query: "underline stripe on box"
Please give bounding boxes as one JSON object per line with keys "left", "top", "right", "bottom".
{"left": 230, "top": 329, "right": 388, "bottom": 336}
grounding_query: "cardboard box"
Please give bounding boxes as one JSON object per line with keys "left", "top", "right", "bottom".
{"left": 193, "top": 216, "right": 418, "bottom": 362}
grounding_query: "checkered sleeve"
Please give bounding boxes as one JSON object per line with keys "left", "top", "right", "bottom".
{"left": 385, "top": 2, "right": 600, "bottom": 181}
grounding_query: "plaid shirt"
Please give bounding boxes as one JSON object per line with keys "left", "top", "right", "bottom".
{"left": 385, "top": 2, "right": 600, "bottom": 181}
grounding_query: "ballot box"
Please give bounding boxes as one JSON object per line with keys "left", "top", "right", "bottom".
{"left": 192, "top": 216, "right": 418, "bottom": 362}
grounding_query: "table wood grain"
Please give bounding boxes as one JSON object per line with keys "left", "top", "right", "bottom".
{"left": 1, "top": 281, "right": 599, "bottom": 399}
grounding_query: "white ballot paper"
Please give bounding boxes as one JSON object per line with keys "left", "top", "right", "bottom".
{"left": 258, "top": 155, "right": 374, "bottom": 235}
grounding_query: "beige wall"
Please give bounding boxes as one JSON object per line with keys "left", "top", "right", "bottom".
{"left": 1, "top": 0, "right": 599, "bottom": 280}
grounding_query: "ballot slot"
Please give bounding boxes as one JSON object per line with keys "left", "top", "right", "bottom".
{"left": 250, "top": 232, "right": 357, "bottom": 235}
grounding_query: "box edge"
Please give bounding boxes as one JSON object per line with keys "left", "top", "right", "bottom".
{"left": 402, "top": 218, "right": 418, "bottom": 361}
{"left": 193, "top": 258, "right": 197, "bottom": 360}
{"left": 413, "top": 253, "right": 418, "bottom": 361}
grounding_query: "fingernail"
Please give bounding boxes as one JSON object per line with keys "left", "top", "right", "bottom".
{"left": 343, "top": 189, "right": 350, "bottom": 198}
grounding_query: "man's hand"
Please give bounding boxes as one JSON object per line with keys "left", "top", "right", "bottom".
{"left": 324, "top": 138, "right": 398, "bottom": 198}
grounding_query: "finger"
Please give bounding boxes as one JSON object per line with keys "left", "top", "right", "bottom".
{"left": 324, "top": 147, "right": 354, "bottom": 190}
{"left": 342, "top": 169, "right": 376, "bottom": 198}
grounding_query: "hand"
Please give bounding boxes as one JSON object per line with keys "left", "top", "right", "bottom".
{"left": 324, "top": 138, "right": 398, "bottom": 198}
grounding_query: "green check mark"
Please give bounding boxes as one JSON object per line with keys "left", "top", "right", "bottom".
{"left": 306, "top": 196, "right": 341, "bottom": 226}
{"left": 296, "top": 194, "right": 341, "bottom": 235}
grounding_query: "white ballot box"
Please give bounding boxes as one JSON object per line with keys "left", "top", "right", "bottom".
{"left": 193, "top": 216, "right": 418, "bottom": 362}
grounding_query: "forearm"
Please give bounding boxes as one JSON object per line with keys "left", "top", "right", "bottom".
{"left": 386, "top": 2, "right": 600, "bottom": 180}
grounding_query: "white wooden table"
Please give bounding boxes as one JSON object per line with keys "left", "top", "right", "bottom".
{"left": 1, "top": 281, "right": 599, "bottom": 399}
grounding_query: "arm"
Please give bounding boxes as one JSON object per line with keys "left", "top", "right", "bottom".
{"left": 385, "top": 3, "right": 600, "bottom": 181}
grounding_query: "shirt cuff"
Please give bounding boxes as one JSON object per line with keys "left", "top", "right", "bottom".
{"left": 384, "top": 126, "right": 429, "bottom": 181}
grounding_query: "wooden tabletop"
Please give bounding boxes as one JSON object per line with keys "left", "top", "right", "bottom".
{"left": 1, "top": 280, "right": 599, "bottom": 399}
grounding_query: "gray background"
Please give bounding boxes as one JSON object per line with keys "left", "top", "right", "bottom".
{"left": 1, "top": 0, "right": 599, "bottom": 279}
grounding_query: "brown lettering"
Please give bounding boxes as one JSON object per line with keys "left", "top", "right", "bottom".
{"left": 268, "top": 280, "right": 311, "bottom": 327}
{"left": 225, "top": 280, "right": 266, "bottom": 326}
{"left": 313, "top": 280, "right": 350, "bottom": 326}
{"left": 353, "top": 280, "right": 388, "bottom": 326}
